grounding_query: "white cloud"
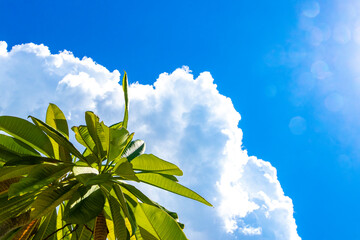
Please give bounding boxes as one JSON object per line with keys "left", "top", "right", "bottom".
{"left": 0, "top": 41, "right": 300, "bottom": 240}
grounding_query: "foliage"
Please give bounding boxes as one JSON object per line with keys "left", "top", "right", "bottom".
{"left": 0, "top": 73, "right": 211, "bottom": 240}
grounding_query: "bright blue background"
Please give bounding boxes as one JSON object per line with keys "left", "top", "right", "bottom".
{"left": 1, "top": 0, "right": 358, "bottom": 239}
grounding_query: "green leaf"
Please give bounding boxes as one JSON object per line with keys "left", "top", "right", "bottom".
{"left": 109, "top": 122, "right": 123, "bottom": 130}
{"left": 0, "top": 116, "right": 54, "bottom": 158}
{"left": 83, "top": 173, "right": 113, "bottom": 187}
{"left": 46, "top": 103, "right": 69, "bottom": 139}
{"left": 131, "top": 154, "right": 183, "bottom": 176}
{"left": 114, "top": 161, "right": 139, "bottom": 181}
{"left": 108, "top": 184, "right": 137, "bottom": 237}
{"left": 56, "top": 204, "right": 67, "bottom": 240}
{"left": 112, "top": 185, "right": 133, "bottom": 226}
{"left": 119, "top": 183, "right": 181, "bottom": 226}
{"left": 30, "top": 116, "right": 85, "bottom": 163}
{"left": 71, "top": 220, "right": 95, "bottom": 240}
{"left": 0, "top": 149, "right": 20, "bottom": 163}
{"left": 0, "top": 134, "right": 40, "bottom": 157}
{"left": 32, "top": 209, "right": 57, "bottom": 240}
{"left": 0, "top": 193, "right": 36, "bottom": 223}
{"left": 46, "top": 103, "right": 71, "bottom": 162}
{"left": 0, "top": 228, "right": 21, "bottom": 240}
{"left": 122, "top": 72, "right": 129, "bottom": 129}
{"left": 72, "top": 126, "right": 97, "bottom": 155}
{"left": 8, "top": 163, "right": 70, "bottom": 197}
{"left": 85, "top": 112, "right": 106, "bottom": 159}
{"left": 4, "top": 155, "right": 63, "bottom": 166}
{"left": 122, "top": 140, "right": 145, "bottom": 162}
{"left": 0, "top": 165, "right": 34, "bottom": 181}
{"left": 64, "top": 185, "right": 105, "bottom": 224}
{"left": 107, "top": 194, "right": 128, "bottom": 240}
{"left": 31, "top": 181, "right": 80, "bottom": 219}
{"left": 108, "top": 127, "right": 130, "bottom": 162}
{"left": 73, "top": 165, "right": 101, "bottom": 185}
{"left": 136, "top": 173, "right": 212, "bottom": 206}
{"left": 118, "top": 183, "right": 154, "bottom": 206}
{"left": 135, "top": 203, "right": 187, "bottom": 240}
{"left": 126, "top": 201, "right": 137, "bottom": 237}
{"left": 137, "top": 226, "right": 158, "bottom": 240}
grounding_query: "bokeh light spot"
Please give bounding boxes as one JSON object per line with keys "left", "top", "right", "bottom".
{"left": 302, "top": 1, "right": 320, "bottom": 18}
{"left": 333, "top": 25, "right": 351, "bottom": 44}
{"left": 311, "top": 60, "right": 332, "bottom": 79}
{"left": 289, "top": 116, "right": 307, "bottom": 135}
{"left": 324, "top": 93, "right": 344, "bottom": 112}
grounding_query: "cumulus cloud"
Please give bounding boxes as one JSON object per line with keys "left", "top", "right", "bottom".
{"left": 0, "top": 41, "right": 300, "bottom": 240}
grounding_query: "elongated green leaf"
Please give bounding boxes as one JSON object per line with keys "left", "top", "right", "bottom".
{"left": 131, "top": 154, "right": 183, "bottom": 176}
{"left": 0, "top": 193, "right": 35, "bottom": 222}
{"left": 64, "top": 185, "right": 105, "bottom": 224}
{"left": 8, "top": 164, "right": 70, "bottom": 197}
{"left": 46, "top": 103, "right": 71, "bottom": 162}
{"left": 71, "top": 220, "right": 95, "bottom": 240}
{"left": 118, "top": 183, "right": 154, "bottom": 206}
{"left": 46, "top": 103, "right": 69, "bottom": 139}
{"left": 85, "top": 112, "right": 106, "bottom": 159}
{"left": 161, "top": 174, "right": 179, "bottom": 182}
{"left": 0, "top": 165, "right": 34, "bottom": 181}
{"left": 4, "top": 155, "right": 63, "bottom": 166}
{"left": 73, "top": 165, "right": 103, "bottom": 185}
{"left": 137, "top": 226, "right": 158, "bottom": 240}
{"left": 122, "top": 140, "right": 145, "bottom": 162}
{"left": 30, "top": 116, "right": 86, "bottom": 163}
{"left": 108, "top": 127, "right": 130, "bottom": 162}
{"left": 0, "top": 228, "right": 21, "bottom": 240}
{"left": 119, "top": 183, "right": 181, "bottom": 226}
{"left": 109, "top": 122, "right": 123, "bottom": 130}
{"left": 32, "top": 209, "right": 57, "bottom": 240}
{"left": 31, "top": 181, "right": 80, "bottom": 219}
{"left": 12, "top": 218, "right": 40, "bottom": 240}
{"left": 56, "top": 204, "right": 67, "bottom": 240}
{"left": 107, "top": 194, "right": 128, "bottom": 240}
{"left": 0, "top": 134, "right": 39, "bottom": 157}
{"left": 0, "top": 116, "right": 54, "bottom": 158}
{"left": 125, "top": 201, "right": 137, "bottom": 237}
{"left": 136, "top": 203, "right": 187, "bottom": 240}
{"left": 108, "top": 185, "right": 138, "bottom": 237}
{"left": 112, "top": 184, "right": 134, "bottom": 228}
{"left": 72, "top": 126, "right": 97, "bottom": 154}
{"left": 72, "top": 126, "right": 87, "bottom": 148}
{"left": 122, "top": 72, "right": 129, "bottom": 129}
{"left": 114, "top": 161, "right": 139, "bottom": 181}
{"left": 119, "top": 187, "right": 138, "bottom": 208}
{"left": 83, "top": 173, "right": 113, "bottom": 187}
{"left": 100, "top": 121, "right": 110, "bottom": 158}
{"left": 0, "top": 149, "right": 20, "bottom": 163}
{"left": 83, "top": 150, "right": 100, "bottom": 166}
{"left": 136, "top": 173, "right": 212, "bottom": 206}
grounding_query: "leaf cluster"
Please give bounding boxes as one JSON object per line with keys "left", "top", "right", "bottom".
{"left": 0, "top": 73, "right": 211, "bottom": 240}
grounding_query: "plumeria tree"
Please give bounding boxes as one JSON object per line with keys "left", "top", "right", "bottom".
{"left": 0, "top": 73, "right": 211, "bottom": 240}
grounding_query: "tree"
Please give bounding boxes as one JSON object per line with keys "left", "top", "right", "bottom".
{"left": 0, "top": 73, "right": 211, "bottom": 240}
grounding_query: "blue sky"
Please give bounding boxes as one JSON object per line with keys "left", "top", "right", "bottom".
{"left": 1, "top": 0, "right": 360, "bottom": 239}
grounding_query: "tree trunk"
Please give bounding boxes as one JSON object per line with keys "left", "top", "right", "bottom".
{"left": 94, "top": 212, "right": 108, "bottom": 240}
